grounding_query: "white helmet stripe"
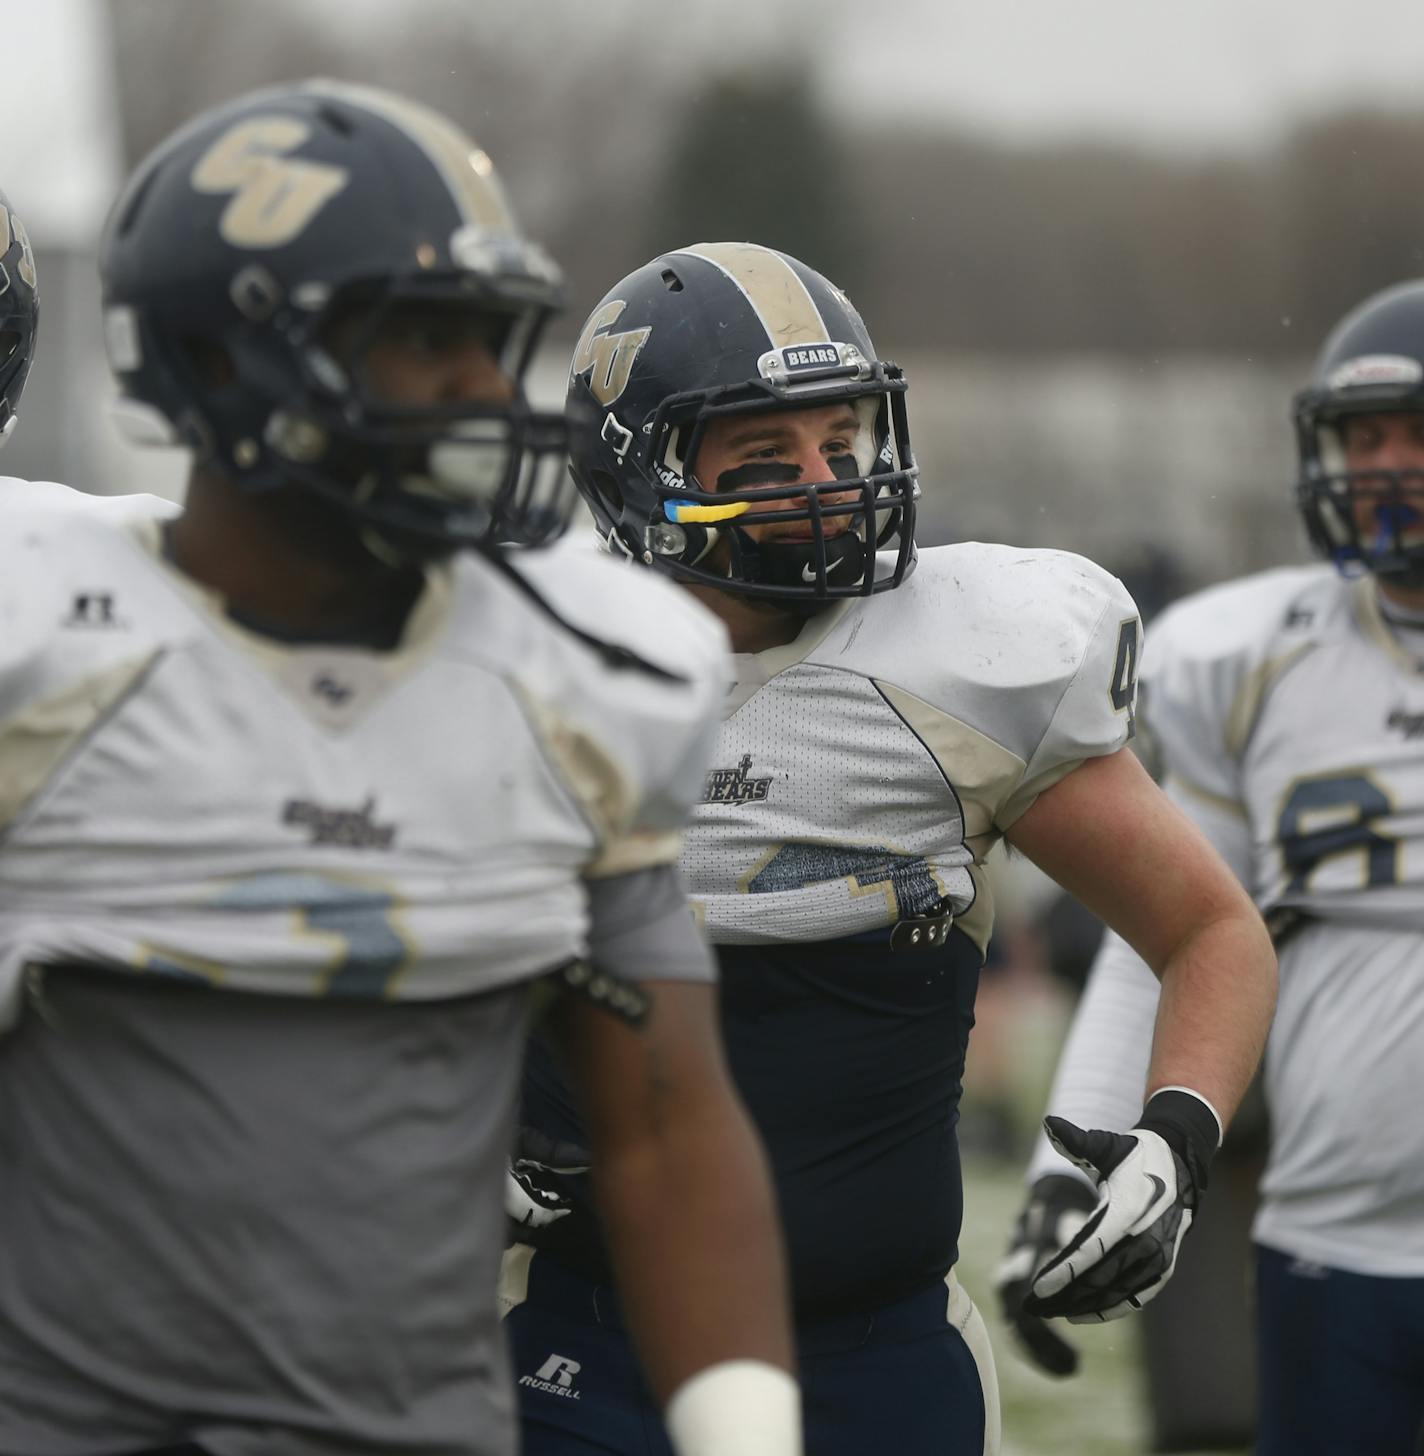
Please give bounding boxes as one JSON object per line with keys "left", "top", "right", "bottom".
{"left": 301, "top": 79, "right": 513, "bottom": 231}
{"left": 674, "top": 242, "right": 831, "bottom": 349}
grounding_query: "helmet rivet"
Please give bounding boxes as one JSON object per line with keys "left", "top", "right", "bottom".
{"left": 415, "top": 243, "right": 438, "bottom": 270}
{"left": 230, "top": 265, "right": 282, "bottom": 321}
{"left": 233, "top": 438, "right": 259, "bottom": 468}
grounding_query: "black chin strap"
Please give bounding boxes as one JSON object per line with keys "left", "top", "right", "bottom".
{"left": 475, "top": 543, "right": 688, "bottom": 684}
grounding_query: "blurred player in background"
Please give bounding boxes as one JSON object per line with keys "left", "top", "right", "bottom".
{"left": 0, "top": 183, "right": 37, "bottom": 451}
{"left": 0, "top": 179, "right": 172, "bottom": 522}
{"left": 1002, "top": 279, "right": 1424, "bottom": 1455}
{"left": 501, "top": 240, "right": 1277, "bottom": 1456}
{"left": 0, "top": 85, "right": 800, "bottom": 1456}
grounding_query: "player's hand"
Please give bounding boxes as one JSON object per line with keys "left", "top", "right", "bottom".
{"left": 1022, "top": 1090, "right": 1216, "bottom": 1324}
{"left": 504, "top": 1126, "right": 590, "bottom": 1229}
{"left": 995, "top": 1173, "right": 1098, "bottom": 1376}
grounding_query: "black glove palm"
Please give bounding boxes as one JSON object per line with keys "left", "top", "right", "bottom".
{"left": 996, "top": 1173, "right": 1098, "bottom": 1376}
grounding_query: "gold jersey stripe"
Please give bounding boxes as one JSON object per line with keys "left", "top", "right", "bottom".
{"left": 302, "top": 79, "right": 513, "bottom": 231}
{"left": 675, "top": 242, "right": 830, "bottom": 348}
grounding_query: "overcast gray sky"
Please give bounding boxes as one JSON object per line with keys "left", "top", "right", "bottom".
{"left": 308, "top": 0, "right": 1424, "bottom": 155}
{"left": 829, "top": 0, "right": 1424, "bottom": 152}
{"left": 13, "top": 0, "right": 1424, "bottom": 243}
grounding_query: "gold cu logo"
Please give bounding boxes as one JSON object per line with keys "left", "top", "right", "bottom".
{"left": 191, "top": 118, "right": 349, "bottom": 249}
{"left": 571, "top": 300, "right": 651, "bottom": 406}
{"left": 0, "top": 205, "right": 37, "bottom": 291}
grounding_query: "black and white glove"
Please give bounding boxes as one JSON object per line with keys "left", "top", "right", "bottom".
{"left": 504, "top": 1126, "right": 591, "bottom": 1230}
{"left": 996, "top": 1173, "right": 1099, "bottom": 1376}
{"left": 1022, "top": 1088, "right": 1220, "bottom": 1324}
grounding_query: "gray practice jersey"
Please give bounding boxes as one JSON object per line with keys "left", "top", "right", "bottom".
{"left": 1030, "top": 565, "right": 1424, "bottom": 1275}
{"left": 0, "top": 503, "right": 727, "bottom": 1456}
{"left": 680, "top": 541, "right": 1141, "bottom": 952}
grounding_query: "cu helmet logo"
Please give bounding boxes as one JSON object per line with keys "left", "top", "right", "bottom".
{"left": 570, "top": 299, "right": 650, "bottom": 406}
{"left": 191, "top": 117, "right": 349, "bottom": 248}
{"left": 0, "top": 204, "right": 36, "bottom": 291}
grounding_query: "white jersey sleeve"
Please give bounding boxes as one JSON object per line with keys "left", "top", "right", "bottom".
{"left": 998, "top": 553, "right": 1142, "bottom": 826}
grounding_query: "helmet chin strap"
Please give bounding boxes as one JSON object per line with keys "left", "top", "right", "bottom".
{"left": 1370, "top": 499, "right": 1423, "bottom": 551}
{"left": 1363, "top": 500, "right": 1424, "bottom": 587}
{"left": 727, "top": 527, "right": 867, "bottom": 591}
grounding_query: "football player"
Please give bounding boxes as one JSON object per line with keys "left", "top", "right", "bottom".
{"left": 0, "top": 87, "right": 800, "bottom": 1456}
{"left": 500, "top": 242, "right": 1278, "bottom": 1455}
{"left": 1000, "top": 279, "right": 1424, "bottom": 1454}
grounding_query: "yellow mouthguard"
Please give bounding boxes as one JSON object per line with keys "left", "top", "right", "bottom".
{"left": 664, "top": 500, "right": 751, "bottom": 523}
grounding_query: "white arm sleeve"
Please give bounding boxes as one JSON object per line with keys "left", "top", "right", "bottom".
{"left": 1024, "top": 774, "right": 1255, "bottom": 1187}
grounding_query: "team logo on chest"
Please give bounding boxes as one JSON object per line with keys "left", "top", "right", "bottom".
{"left": 701, "top": 754, "right": 773, "bottom": 805}
{"left": 1386, "top": 708, "right": 1424, "bottom": 740}
{"left": 283, "top": 795, "right": 397, "bottom": 849}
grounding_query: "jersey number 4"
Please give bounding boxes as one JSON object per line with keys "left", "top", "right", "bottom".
{"left": 1109, "top": 618, "right": 1140, "bottom": 737}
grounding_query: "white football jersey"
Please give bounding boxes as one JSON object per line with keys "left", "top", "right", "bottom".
{"left": 1032, "top": 564, "right": 1424, "bottom": 1274}
{"left": 680, "top": 542, "right": 1141, "bottom": 949}
{"left": 0, "top": 508, "right": 727, "bottom": 1022}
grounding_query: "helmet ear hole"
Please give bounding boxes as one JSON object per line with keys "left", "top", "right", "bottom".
{"left": 590, "top": 468, "right": 624, "bottom": 517}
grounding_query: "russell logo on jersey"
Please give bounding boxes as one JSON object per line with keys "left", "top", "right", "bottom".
{"left": 518, "top": 1354, "right": 583, "bottom": 1400}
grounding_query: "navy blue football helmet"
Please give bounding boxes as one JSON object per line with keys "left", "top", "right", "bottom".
{"left": 99, "top": 80, "right": 570, "bottom": 551}
{"left": 566, "top": 242, "right": 917, "bottom": 601}
{"left": 0, "top": 185, "right": 38, "bottom": 448}
{"left": 1294, "top": 280, "right": 1424, "bottom": 584}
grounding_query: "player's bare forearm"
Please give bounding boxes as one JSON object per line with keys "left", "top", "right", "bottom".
{"left": 555, "top": 981, "right": 794, "bottom": 1403}
{"left": 1006, "top": 748, "right": 1278, "bottom": 1129}
{"left": 1138, "top": 904, "right": 1275, "bottom": 1123}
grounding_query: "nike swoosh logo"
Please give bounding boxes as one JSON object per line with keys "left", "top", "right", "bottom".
{"left": 1147, "top": 1174, "right": 1167, "bottom": 1204}
{"left": 801, "top": 563, "right": 820, "bottom": 581}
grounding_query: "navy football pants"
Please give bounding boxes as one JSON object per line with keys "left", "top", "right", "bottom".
{"left": 1256, "top": 1242, "right": 1424, "bottom": 1455}
{"left": 500, "top": 1245, "right": 999, "bottom": 1456}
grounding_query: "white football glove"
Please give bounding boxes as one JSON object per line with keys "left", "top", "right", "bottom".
{"left": 504, "top": 1126, "right": 590, "bottom": 1230}
{"left": 1022, "top": 1088, "right": 1219, "bottom": 1324}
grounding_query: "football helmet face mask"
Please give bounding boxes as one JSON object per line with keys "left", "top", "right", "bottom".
{"left": 99, "top": 79, "right": 570, "bottom": 554}
{"left": 1294, "top": 280, "right": 1424, "bottom": 586}
{"left": 0, "top": 186, "right": 38, "bottom": 449}
{"left": 566, "top": 242, "right": 917, "bottom": 602}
